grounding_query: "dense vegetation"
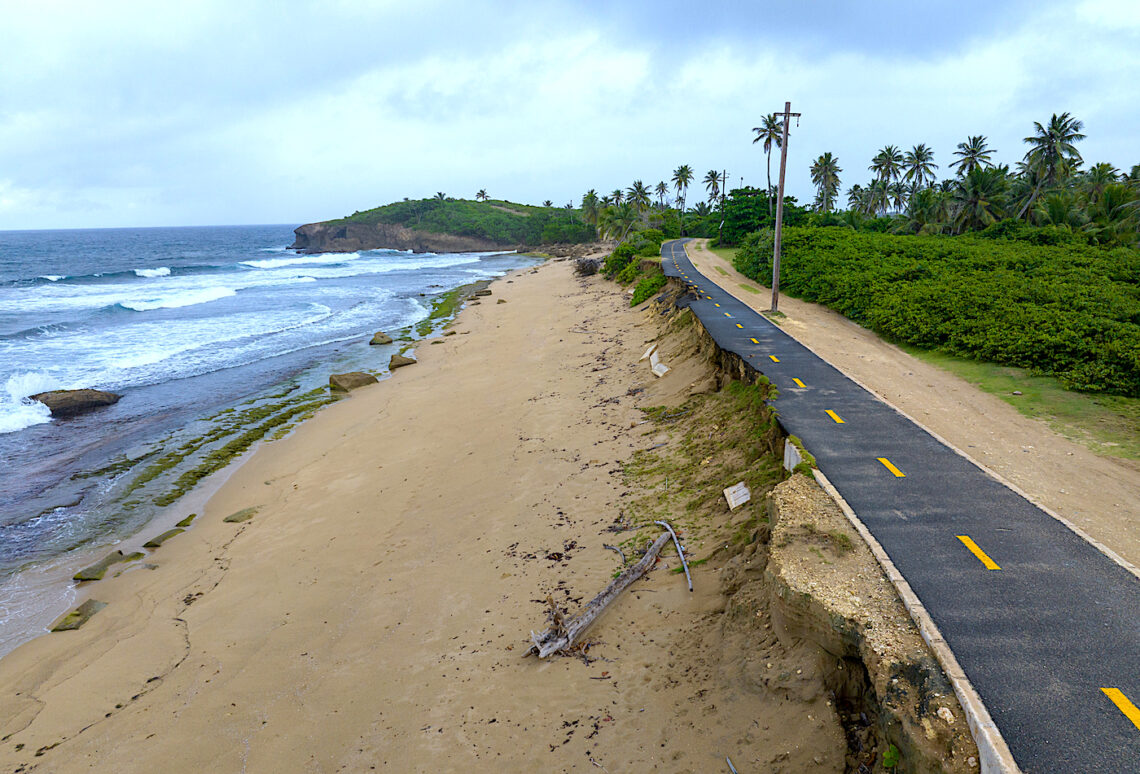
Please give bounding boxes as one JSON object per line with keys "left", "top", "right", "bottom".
{"left": 333, "top": 197, "right": 595, "bottom": 245}
{"left": 793, "top": 113, "right": 1139, "bottom": 249}
{"left": 734, "top": 226, "right": 1140, "bottom": 396}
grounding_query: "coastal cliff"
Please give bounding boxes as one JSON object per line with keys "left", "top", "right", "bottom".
{"left": 291, "top": 221, "right": 517, "bottom": 254}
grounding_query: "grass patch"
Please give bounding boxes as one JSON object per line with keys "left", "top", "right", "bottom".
{"left": 707, "top": 245, "right": 738, "bottom": 264}
{"left": 738, "top": 283, "right": 762, "bottom": 294}
{"left": 901, "top": 345, "right": 1140, "bottom": 459}
{"left": 415, "top": 286, "right": 467, "bottom": 337}
{"left": 714, "top": 266, "right": 729, "bottom": 276}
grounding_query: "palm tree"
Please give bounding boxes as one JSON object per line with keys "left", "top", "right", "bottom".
{"left": 434, "top": 192, "right": 447, "bottom": 200}
{"left": 627, "top": 180, "right": 651, "bottom": 213}
{"left": 703, "top": 170, "right": 720, "bottom": 204}
{"left": 610, "top": 189, "right": 624, "bottom": 206}
{"left": 1023, "top": 112, "right": 1086, "bottom": 186}
{"left": 542, "top": 200, "right": 553, "bottom": 207}
{"left": 1082, "top": 163, "right": 1119, "bottom": 205}
{"left": 672, "top": 164, "right": 694, "bottom": 235}
{"left": 476, "top": 189, "right": 488, "bottom": 202}
{"left": 867, "top": 179, "right": 890, "bottom": 216}
{"left": 869, "top": 145, "right": 904, "bottom": 186}
{"left": 581, "top": 190, "right": 600, "bottom": 227}
{"left": 950, "top": 136, "right": 993, "bottom": 176}
{"left": 847, "top": 184, "right": 866, "bottom": 212}
{"left": 1017, "top": 112, "right": 1086, "bottom": 219}
{"left": 752, "top": 113, "right": 783, "bottom": 216}
{"left": 952, "top": 166, "right": 1009, "bottom": 233}
{"left": 655, "top": 181, "right": 669, "bottom": 208}
{"left": 903, "top": 144, "right": 938, "bottom": 190}
{"left": 809, "top": 153, "right": 842, "bottom": 213}
{"left": 1034, "top": 191, "right": 1086, "bottom": 229}
{"left": 612, "top": 202, "right": 637, "bottom": 239}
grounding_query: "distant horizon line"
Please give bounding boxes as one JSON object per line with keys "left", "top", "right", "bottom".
{"left": 0, "top": 222, "right": 303, "bottom": 234}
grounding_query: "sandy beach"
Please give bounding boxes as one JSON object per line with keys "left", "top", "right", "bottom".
{"left": 0, "top": 259, "right": 879, "bottom": 772}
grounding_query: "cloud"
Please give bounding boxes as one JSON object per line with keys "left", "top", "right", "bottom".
{"left": 0, "top": 0, "right": 1136, "bottom": 229}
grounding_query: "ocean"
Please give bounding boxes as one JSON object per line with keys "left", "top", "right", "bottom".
{"left": 0, "top": 224, "right": 538, "bottom": 656}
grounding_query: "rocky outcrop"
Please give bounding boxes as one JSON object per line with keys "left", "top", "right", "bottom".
{"left": 291, "top": 222, "right": 515, "bottom": 254}
{"left": 73, "top": 551, "right": 126, "bottom": 582}
{"left": 370, "top": 331, "right": 393, "bottom": 345}
{"left": 329, "top": 372, "right": 378, "bottom": 391}
{"left": 388, "top": 354, "right": 416, "bottom": 370}
{"left": 51, "top": 599, "right": 106, "bottom": 632}
{"left": 30, "top": 389, "right": 121, "bottom": 417}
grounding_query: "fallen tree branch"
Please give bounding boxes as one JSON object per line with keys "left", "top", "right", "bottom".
{"left": 603, "top": 543, "right": 626, "bottom": 564}
{"left": 527, "top": 532, "right": 671, "bottom": 658}
{"left": 654, "top": 519, "right": 692, "bottom": 592}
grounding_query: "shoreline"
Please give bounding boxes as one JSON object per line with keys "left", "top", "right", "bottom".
{"left": 0, "top": 261, "right": 538, "bottom": 659}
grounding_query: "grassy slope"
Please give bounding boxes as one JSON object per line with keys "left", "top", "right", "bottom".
{"left": 325, "top": 198, "right": 593, "bottom": 246}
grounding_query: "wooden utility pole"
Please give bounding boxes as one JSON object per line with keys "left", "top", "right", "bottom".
{"left": 717, "top": 169, "right": 728, "bottom": 243}
{"left": 770, "top": 101, "right": 800, "bottom": 313}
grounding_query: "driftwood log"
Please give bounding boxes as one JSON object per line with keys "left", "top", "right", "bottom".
{"left": 528, "top": 531, "right": 672, "bottom": 658}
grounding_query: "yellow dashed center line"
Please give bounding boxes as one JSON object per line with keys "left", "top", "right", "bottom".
{"left": 793, "top": 378, "right": 806, "bottom": 388}
{"left": 877, "top": 457, "right": 905, "bottom": 477}
{"left": 714, "top": 303, "right": 721, "bottom": 307}
{"left": 957, "top": 535, "right": 1001, "bottom": 570}
{"left": 750, "top": 338, "right": 759, "bottom": 344}
{"left": 768, "top": 355, "right": 780, "bottom": 363}
{"left": 1103, "top": 688, "right": 1140, "bottom": 731}
{"left": 736, "top": 323, "right": 744, "bottom": 329}
{"left": 826, "top": 410, "right": 845, "bottom": 424}
{"left": 723, "top": 312, "right": 731, "bottom": 318}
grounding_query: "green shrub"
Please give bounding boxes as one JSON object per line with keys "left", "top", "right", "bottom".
{"left": 631, "top": 269, "right": 667, "bottom": 306}
{"left": 616, "top": 260, "right": 641, "bottom": 285}
{"left": 733, "top": 226, "right": 1140, "bottom": 396}
{"left": 603, "top": 242, "right": 638, "bottom": 277}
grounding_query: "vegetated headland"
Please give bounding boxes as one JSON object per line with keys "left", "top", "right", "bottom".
{"left": 291, "top": 195, "right": 600, "bottom": 254}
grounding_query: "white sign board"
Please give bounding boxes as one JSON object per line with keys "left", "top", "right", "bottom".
{"left": 724, "top": 482, "right": 751, "bottom": 510}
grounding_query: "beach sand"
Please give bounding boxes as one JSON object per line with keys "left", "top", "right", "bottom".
{"left": 0, "top": 260, "right": 848, "bottom": 772}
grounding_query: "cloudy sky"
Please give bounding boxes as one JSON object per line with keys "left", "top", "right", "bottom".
{"left": 1, "top": 0, "right": 1137, "bottom": 230}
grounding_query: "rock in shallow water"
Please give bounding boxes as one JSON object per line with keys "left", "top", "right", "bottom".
{"left": 30, "top": 389, "right": 121, "bottom": 417}
{"left": 389, "top": 354, "right": 416, "bottom": 370}
{"left": 369, "top": 331, "right": 393, "bottom": 345}
{"left": 329, "top": 372, "right": 378, "bottom": 391}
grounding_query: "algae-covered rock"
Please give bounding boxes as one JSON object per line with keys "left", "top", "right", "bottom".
{"left": 223, "top": 506, "right": 259, "bottom": 523}
{"left": 444, "top": 330, "right": 457, "bottom": 337}
{"left": 123, "top": 552, "right": 145, "bottom": 562}
{"left": 389, "top": 354, "right": 416, "bottom": 370}
{"left": 474, "top": 289, "right": 493, "bottom": 297}
{"left": 30, "top": 389, "right": 121, "bottom": 417}
{"left": 329, "top": 372, "right": 378, "bottom": 391}
{"left": 370, "top": 331, "right": 393, "bottom": 345}
{"left": 175, "top": 513, "right": 197, "bottom": 527}
{"left": 143, "top": 528, "right": 184, "bottom": 548}
{"left": 73, "top": 551, "right": 126, "bottom": 581}
{"left": 497, "top": 299, "right": 507, "bottom": 304}
{"left": 51, "top": 599, "right": 106, "bottom": 632}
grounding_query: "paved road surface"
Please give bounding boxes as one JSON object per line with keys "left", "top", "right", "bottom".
{"left": 661, "top": 238, "right": 1140, "bottom": 772}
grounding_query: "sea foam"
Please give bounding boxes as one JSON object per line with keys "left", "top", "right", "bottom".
{"left": 0, "top": 372, "right": 57, "bottom": 435}
{"left": 120, "top": 286, "right": 236, "bottom": 312}
{"left": 133, "top": 267, "right": 171, "bottom": 278}
{"left": 241, "top": 252, "right": 361, "bottom": 270}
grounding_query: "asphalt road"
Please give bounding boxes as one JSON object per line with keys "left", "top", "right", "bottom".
{"left": 661, "top": 238, "right": 1140, "bottom": 772}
